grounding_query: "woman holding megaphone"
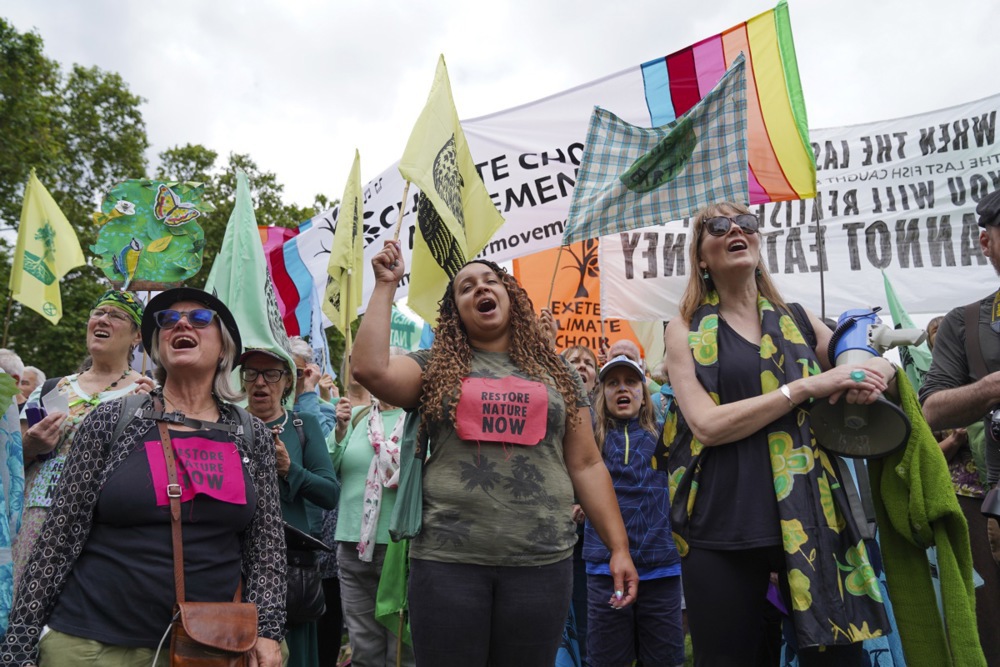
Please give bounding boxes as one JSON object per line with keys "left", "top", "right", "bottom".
{"left": 663, "top": 202, "right": 896, "bottom": 667}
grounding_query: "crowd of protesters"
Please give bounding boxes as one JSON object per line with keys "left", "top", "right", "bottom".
{"left": 0, "top": 195, "right": 997, "bottom": 666}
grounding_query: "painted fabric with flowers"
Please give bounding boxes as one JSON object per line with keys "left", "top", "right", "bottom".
{"left": 0, "top": 379, "right": 25, "bottom": 633}
{"left": 665, "top": 294, "right": 889, "bottom": 649}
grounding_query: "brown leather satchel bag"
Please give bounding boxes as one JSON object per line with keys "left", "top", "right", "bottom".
{"left": 157, "top": 416, "right": 258, "bottom": 666}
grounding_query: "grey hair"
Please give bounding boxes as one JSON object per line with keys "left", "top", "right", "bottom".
{"left": 23, "top": 366, "right": 46, "bottom": 384}
{"left": 149, "top": 322, "right": 242, "bottom": 402}
{"left": 0, "top": 349, "right": 25, "bottom": 379}
{"left": 288, "top": 336, "right": 314, "bottom": 365}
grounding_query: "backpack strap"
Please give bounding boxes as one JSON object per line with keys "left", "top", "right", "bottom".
{"left": 108, "top": 393, "right": 154, "bottom": 446}
{"left": 965, "top": 300, "right": 990, "bottom": 381}
{"left": 227, "top": 403, "right": 258, "bottom": 453}
{"left": 39, "top": 376, "right": 63, "bottom": 398}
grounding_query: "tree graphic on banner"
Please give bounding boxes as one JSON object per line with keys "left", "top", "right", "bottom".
{"left": 564, "top": 239, "right": 599, "bottom": 299}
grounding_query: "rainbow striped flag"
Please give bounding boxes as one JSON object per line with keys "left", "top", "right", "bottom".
{"left": 640, "top": 0, "right": 814, "bottom": 204}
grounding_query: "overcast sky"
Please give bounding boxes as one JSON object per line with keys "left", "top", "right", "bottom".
{"left": 5, "top": 0, "right": 1000, "bottom": 209}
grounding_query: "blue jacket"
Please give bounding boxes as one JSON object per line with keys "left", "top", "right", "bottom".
{"left": 582, "top": 417, "right": 679, "bottom": 569}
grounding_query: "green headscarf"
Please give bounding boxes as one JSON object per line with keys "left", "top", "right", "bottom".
{"left": 93, "top": 289, "right": 144, "bottom": 327}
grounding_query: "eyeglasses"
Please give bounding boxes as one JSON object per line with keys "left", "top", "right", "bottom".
{"left": 240, "top": 368, "right": 290, "bottom": 384}
{"left": 703, "top": 214, "right": 760, "bottom": 237}
{"left": 154, "top": 309, "right": 217, "bottom": 329}
{"left": 89, "top": 308, "right": 132, "bottom": 323}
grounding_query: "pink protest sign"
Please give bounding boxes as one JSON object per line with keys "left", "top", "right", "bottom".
{"left": 455, "top": 376, "right": 548, "bottom": 445}
{"left": 145, "top": 436, "right": 247, "bottom": 505}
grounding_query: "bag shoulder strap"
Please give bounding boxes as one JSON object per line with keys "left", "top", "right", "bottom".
{"left": 351, "top": 405, "right": 372, "bottom": 429}
{"left": 965, "top": 300, "right": 989, "bottom": 380}
{"left": 290, "top": 410, "right": 307, "bottom": 452}
{"left": 154, "top": 396, "right": 187, "bottom": 603}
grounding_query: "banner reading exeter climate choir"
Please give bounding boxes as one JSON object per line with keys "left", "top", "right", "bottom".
{"left": 600, "top": 91, "right": 1000, "bottom": 320}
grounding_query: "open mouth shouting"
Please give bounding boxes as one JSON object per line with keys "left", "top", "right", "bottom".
{"left": 727, "top": 238, "right": 748, "bottom": 252}
{"left": 476, "top": 295, "right": 497, "bottom": 315}
{"left": 92, "top": 328, "right": 112, "bottom": 340}
{"left": 171, "top": 334, "right": 198, "bottom": 350}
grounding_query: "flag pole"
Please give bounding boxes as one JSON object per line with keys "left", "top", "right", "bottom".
{"left": 816, "top": 216, "right": 827, "bottom": 319}
{"left": 1, "top": 290, "right": 14, "bottom": 348}
{"left": 600, "top": 317, "right": 607, "bottom": 363}
{"left": 392, "top": 181, "right": 412, "bottom": 242}
{"left": 545, "top": 245, "right": 565, "bottom": 309}
{"left": 141, "top": 290, "right": 151, "bottom": 375}
{"left": 343, "top": 271, "right": 354, "bottom": 385}
{"left": 396, "top": 613, "right": 404, "bottom": 667}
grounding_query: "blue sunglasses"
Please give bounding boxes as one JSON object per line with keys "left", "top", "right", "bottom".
{"left": 153, "top": 308, "right": 217, "bottom": 329}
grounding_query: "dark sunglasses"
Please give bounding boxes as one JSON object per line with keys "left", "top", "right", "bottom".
{"left": 154, "top": 308, "right": 217, "bottom": 329}
{"left": 703, "top": 214, "right": 759, "bottom": 237}
{"left": 241, "top": 368, "right": 290, "bottom": 384}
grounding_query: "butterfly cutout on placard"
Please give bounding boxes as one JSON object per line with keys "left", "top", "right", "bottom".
{"left": 154, "top": 184, "right": 201, "bottom": 227}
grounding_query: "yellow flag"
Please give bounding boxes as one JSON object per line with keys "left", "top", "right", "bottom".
{"left": 9, "top": 170, "right": 85, "bottom": 324}
{"left": 323, "top": 150, "right": 364, "bottom": 334}
{"left": 398, "top": 55, "right": 505, "bottom": 323}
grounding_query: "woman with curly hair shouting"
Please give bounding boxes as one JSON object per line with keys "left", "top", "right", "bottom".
{"left": 351, "top": 240, "right": 637, "bottom": 667}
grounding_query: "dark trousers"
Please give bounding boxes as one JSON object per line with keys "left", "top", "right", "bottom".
{"left": 958, "top": 495, "right": 1000, "bottom": 666}
{"left": 408, "top": 557, "right": 573, "bottom": 667}
{"left": 683, "top": 545, "right": 864, "bottom": 667}
{"left": 572, "top": 536, "right": 589, "bottom": 659}
{"left": 316, "top": 577, "right": 344, "bottom": 666}
{"left": 585, "top": 574, "right": 684, "bottom": 667}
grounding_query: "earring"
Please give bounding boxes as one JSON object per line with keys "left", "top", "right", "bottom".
{"left": 701, "top": 269, "right": 714, "bottom": 289}
{"left": 755, "top": 267, "right": 762, "bottom": 278}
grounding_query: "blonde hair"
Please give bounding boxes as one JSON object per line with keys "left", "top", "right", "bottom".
{"left": 592, "top": 373, "right": 658, "bottom": 449}
{"left": 678, "top": 202, "right": 789, "bottom": 322}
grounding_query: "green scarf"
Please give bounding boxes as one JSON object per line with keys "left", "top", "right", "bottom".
{"left": 868, "top": 374, "right": 986, "bottom": 666}
{"left": 665, "top": 293, "right": 889, "bottom": 649}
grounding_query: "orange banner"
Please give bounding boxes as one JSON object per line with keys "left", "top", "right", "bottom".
{"left": 513, "top": 239, "right": 639, "bottom": 355}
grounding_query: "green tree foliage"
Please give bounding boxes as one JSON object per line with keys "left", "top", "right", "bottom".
{"left": 1, "top": 18, "right": 149, "bottom": 374}
{"left": 2, "top": 18, "right": 340, "bottom": 376}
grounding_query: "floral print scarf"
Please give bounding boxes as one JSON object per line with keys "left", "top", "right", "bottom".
{"left": 357, "top": 400, "right": 404, "bottom": 562}
{"left": 665, "top": 293, "right": 889, "bottom": 649}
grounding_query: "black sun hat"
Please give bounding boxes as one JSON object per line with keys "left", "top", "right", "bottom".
{"left": 141, "top": 287, "right": 242, "bottom": 354}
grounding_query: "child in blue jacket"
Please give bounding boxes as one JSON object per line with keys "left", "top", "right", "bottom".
{"left": 583, "top": 354, "right": 683, "bottom": 667}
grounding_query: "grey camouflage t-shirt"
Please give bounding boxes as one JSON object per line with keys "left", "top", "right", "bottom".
{"left": 408, "top": 348, "right": 587, "bottom": 566}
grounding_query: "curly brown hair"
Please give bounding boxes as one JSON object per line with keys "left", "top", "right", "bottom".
{"left": 421, "top": 259, "right": 582, "bottom": 430}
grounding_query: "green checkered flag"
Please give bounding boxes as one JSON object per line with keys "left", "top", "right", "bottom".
{"left": 563, "top": 54, "right": 748, "bottom": 245}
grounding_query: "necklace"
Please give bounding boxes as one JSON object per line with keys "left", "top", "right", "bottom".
{"left": 72, "top": 368, "right": 133, "bottom": 408}
{"left": 90, "top": 367, "right": 132, "bottom": 393}
{"left": 270, "top": 410, "right": 289, "bottom": 436}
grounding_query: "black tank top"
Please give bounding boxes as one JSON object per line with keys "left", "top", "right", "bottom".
{"left": 685, "top": 319, "right": 783, "bottom": 549}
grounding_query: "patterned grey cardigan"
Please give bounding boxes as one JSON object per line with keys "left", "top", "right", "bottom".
{"left": 0, "top": 392, "right": 287, "bottom": 666}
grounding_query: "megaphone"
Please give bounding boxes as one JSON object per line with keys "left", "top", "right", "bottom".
{"left": 808, "top": 308, "right": 925, "bottom": 459}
